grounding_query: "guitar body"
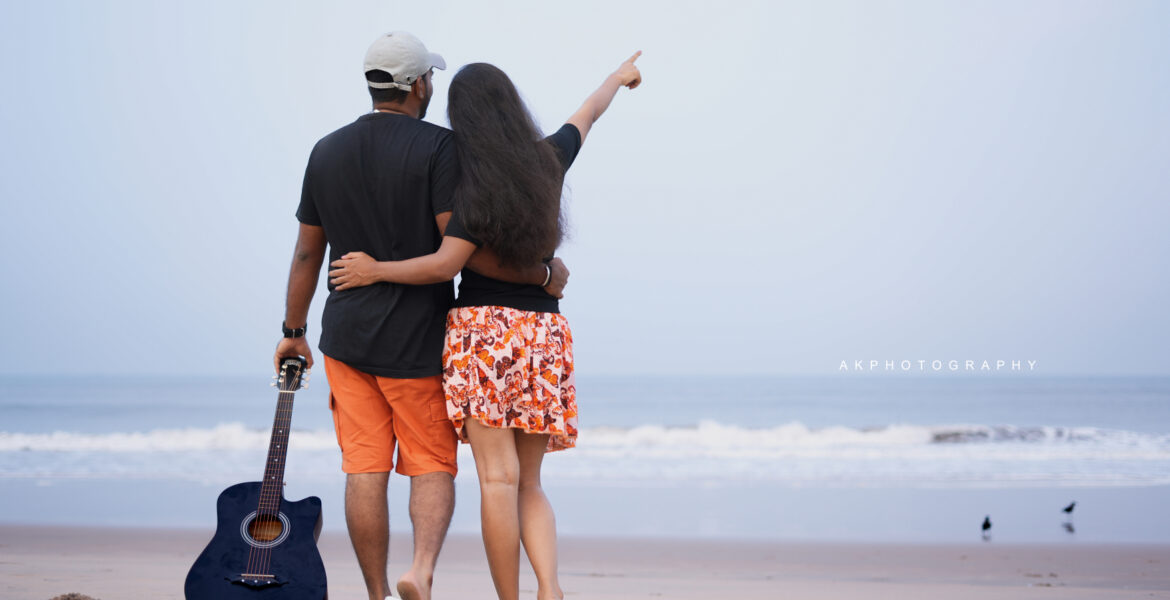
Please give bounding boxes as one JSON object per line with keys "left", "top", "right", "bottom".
{"left": 184, "top": 481, "right": 327, "bottom": 599}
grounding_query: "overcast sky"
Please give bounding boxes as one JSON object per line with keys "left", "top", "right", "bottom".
{"left": 1, "top": 1, "right": 1167, "bottom": 377}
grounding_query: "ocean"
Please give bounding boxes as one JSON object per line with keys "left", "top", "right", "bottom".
{"left": 2, "top": 374, "right": 1168, "bottom": 543}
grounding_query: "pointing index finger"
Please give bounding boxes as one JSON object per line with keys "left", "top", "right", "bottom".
{"left": 626, "top": 50, "right": 642, "bottom": 64}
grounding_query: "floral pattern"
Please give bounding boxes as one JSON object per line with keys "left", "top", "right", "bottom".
{"left": 442, "top": 306, "right": 577, "bottom": 452}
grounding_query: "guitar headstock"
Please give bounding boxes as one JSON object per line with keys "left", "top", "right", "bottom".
{"left": 276, "top": 357, "right": 308, "bottom": 392}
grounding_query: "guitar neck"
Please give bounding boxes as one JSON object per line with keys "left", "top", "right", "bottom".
{"left": 258, "top": 363, "right": 303, "bottom": 514}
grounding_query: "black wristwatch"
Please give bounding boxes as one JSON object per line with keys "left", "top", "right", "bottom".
{"left": 282, "top": 322, "right": 307, "bottom": 338}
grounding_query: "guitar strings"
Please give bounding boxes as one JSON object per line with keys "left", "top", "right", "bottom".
{"left": 247, "top": 361, "right": 290, "bottom": 579}
{"left": 246, "top": 364, "right": 283, "bottom": 578}
{"left": 257, "top": 364, "right": 288, "bottom": 578}
{"left": 268, "top": 362, "right": 302, "bottom": 576}
{"left": 245, "top": 365, "right": 276, "bottom": 579}
{"left": 257, "top": 363, "right": 287, "bottom": 578}
{"left": 256, "top": 360, "right": 302, "bottom": 579}
{"left": 261, "top": 371, "right": 290, "bottom": 576}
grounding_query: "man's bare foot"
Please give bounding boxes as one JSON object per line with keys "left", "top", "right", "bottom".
{"left": 396, "top": 571, "right": 430, "bottom": 600}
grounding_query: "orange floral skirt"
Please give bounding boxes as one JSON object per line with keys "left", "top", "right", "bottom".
{"left": 442, "top": 306, "right": 577, "bottom": 452}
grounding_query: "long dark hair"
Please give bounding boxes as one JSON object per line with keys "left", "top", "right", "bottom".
{"left": 447, "top": 63, "right": 564, "bottom": 268}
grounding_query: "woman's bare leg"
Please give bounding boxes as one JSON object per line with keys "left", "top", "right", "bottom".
{"left": 515, "top": 430, "right": 563, "bottom": 600}
{"left": 465, "top": 419, "right": 521, "bottom": 600}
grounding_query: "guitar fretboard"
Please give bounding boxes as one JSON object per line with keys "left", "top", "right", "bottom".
{"left": 257, "top": 377, "right": 300, "bottom": 514}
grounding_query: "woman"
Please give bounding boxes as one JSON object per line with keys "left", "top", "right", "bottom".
{"left": 328, "top": 53, "right": 642, "bottom": 600}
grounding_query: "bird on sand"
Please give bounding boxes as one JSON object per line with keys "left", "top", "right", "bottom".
{"left": 981, "top": 515, "right": 991, "bottom": 540}
{"left": 1063, "top": 501, "right": 1076, "bottom": 516}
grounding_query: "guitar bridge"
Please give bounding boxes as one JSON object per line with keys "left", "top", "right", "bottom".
{"left": 229, "top": 573, "right": 286, "bottom": 589}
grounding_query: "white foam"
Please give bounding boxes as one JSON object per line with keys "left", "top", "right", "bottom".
{"left": 2, "top": 421, "right": 1168, "bottom": 488}
{"left": 0, "top": 422, "right": 337, "bottom": 452}
{"left": 2, "top": 420, "right": 1167, "bottom": 456}
{"left": 578, "top": 421, "right": 1170, "bottom": 460}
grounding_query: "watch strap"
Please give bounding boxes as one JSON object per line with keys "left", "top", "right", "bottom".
{"left": 282, "top": 322, "right": 307, "bottom": 338}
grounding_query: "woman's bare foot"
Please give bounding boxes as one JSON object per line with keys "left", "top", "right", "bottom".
{"left": 537, "top": 585, "right": 564, "bottom": 600}
{"left": 396, "top": 571, "right": 431, "bottom": 600}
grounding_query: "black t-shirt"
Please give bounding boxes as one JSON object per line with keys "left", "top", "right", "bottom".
{"left": 443, "top": 123, "right": 582, "bottom": 314}
{"left": 297, "top": 112, "right": 457, "bottom": 378}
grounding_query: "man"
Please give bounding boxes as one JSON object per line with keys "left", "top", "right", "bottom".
{"left": 274, "top": 31, "right": 567, "bottom": 600}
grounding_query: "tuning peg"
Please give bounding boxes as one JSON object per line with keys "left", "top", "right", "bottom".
{"left": 269, "top": 382, "right": 277, "bottom": 387}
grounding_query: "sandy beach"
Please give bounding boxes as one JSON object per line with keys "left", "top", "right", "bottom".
{"left": 2, "top": 525, "right": 1167, "bottom": 599}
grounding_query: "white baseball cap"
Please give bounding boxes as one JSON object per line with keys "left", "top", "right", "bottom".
{"left": 363, "top": 31, "right": 446, "bottom": 91}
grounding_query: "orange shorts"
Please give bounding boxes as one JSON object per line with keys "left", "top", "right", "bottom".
{"left": 323, "top": 355, "right": 458, "bottom": 476}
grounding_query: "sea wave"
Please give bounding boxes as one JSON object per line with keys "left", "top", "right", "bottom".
{"left": 1, "top": 421, "right": 1166, "bottom": 455}
{"left": 0, "top": 423, "right": 337, "bottom": 452}
{"left": 3, "top": 421, "right": 1168, "bottom": 487}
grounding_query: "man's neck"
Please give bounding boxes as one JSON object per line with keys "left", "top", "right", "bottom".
{"left": 372, "top": 103, "right": 416, "bottom": 118}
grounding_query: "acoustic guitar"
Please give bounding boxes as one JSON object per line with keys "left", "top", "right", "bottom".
{"left": 185, "top": 357, "right": 327, "bottom": 599}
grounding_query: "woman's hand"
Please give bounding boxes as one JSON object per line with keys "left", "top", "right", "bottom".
{"left": 569, "top": 51, "right": 643, "bottom": 142}
{"left": 613, "top": 51, "right": 642, "bottom": 89}
{"left": 329, "top": 251, "right": 381, "bottom": 290}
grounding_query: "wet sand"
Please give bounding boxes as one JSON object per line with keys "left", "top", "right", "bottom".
{"left": 2, "top": 524, "right": 1168, "bottom": 599}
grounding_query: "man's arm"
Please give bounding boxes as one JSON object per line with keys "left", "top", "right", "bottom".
{"left": 274, "top": 223, "right": 327, "bottom": 372}
{"left": 435, "top": 212, "right": 569, "bottom": 297}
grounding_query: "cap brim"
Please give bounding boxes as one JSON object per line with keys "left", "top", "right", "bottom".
{"left": 429, "top": 52, "right": 447, "bottom": 70}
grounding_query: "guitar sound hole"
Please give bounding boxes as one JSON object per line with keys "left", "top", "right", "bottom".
{"left": 249, "top": 515, "right": 283, "bottom": 542}
{"left": 240, "top": 511, "right": 291, "bottom": 548}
